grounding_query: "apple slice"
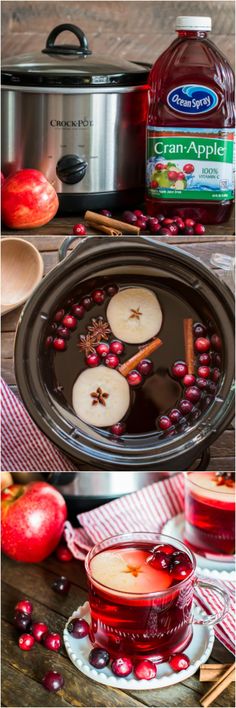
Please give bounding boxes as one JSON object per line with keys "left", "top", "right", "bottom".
{"left": 106, "top": 287, "right": 162, "bottom": 344}
{"left": 72, "top": 366, "right": 130, "bottom": 427}
{"left": 90, "top": 548, "right": 172, "bottom": 594}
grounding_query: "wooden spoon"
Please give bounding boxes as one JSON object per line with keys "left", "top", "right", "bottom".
{"left": 1, "top": 238, "right": 44, "bottom": 315}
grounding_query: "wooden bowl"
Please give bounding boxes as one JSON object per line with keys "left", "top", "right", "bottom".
{"left": 1, "top": 238, "right": 44, "bottom": 315}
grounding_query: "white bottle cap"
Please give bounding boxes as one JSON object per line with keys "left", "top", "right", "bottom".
{"left": 176, "top": 16, "right": 212, "bottom": 31}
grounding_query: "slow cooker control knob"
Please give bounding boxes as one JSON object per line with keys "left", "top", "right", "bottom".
{"left": 56, "top": 154, "right": 88, "bottom": 184}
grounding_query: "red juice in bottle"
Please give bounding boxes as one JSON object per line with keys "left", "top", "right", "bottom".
{"left": 146, "top": 16, "right": 235, "bottom": 224}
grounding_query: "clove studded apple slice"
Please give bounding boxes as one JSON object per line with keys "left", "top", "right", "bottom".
{"left": 72, "top": 366, "right": 130, "bottom": 427}
{"left": 106, "top": 287, "right": 162, "bottom": 344}
{"left": 90, "top": 548, "right": 172, "bottom": 594}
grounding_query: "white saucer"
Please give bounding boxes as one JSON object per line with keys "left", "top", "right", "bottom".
{"left": 162, "top": 513, "right": 235, "bottom": 579}
{"left": 64, "top": 602, "right": 214, "bottom": 690}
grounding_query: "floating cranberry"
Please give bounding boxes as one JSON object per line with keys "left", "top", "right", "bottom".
{"left": 149, "top": 219, "right": 161, "bottom": 234}
{"left": 185, "top": 218, "right": 195, "bottom": 228}
{"left": 14, "top": 611, "right": 31, "bottom": 632}
{"left": 56, "top": 544, "right": 73, "bottom": 562}
{"left": 18, "top": 633, "right": 35, "bottom": 651}
{"left": 96, "top": 341, "right": 110, "bottom": 358}
{"left": 214, "top": 353, "right": 222, "bottom": 368}
{"left": 194, "top": 223, "right": 205, "bottom": 235}
{"left": 111, "top": 656, "right": 133, "bottom": 677}
{"left": 179, "top": 399, "right": 193, "bottom": 415}
{"left": 194, "top": 337, "right": 210, "bottom": 353}
{"left": 171, "top": 361, "right": 188, "bottom": 378}
{"left": 206, "top": 380, "right": 217, "bottom": 394}
{"left": 168, "top": 223, "right": 179, "bottom": 235}
{"left": 158, "top": 415, "right": 172, "bottom": 430}
{"left": 42, "top": 671, "right": 64, "bottom": 693}
{"left": 190, "top": 406, "right": 201, "bottom": 422}
{"left": 137, "top": 359, "right": 153, "bottom": 376}
{"left": 122, "top": 210, "right": 137, "bottom": 225}
{"left": 136, "top": 217, "right": 147, "bottom": 230}
{"left": 134, "top": 209, "right": 143, "bottom": 217}
{"left": 54, "top": 309, "right": 65, "bottom": 323}
{"left": 148, "top": 551, "right": 170, "bottom": 570}
{"left": 15, "top": 600, "right": 33, "bottom": 616}
{"left": 81, "top": 296, "right": 93, "bottom": 310}
{"left": 110, "top": 340, "right": 124, "bottom": 355}
{"left": 72, "top": 303, "right": 85, "bottom": 319}
{"left": 159, "top": 227, "right": 172, "bottom": 235}
{"left": 100, "top": 209, "right": 112, "bottom": 217}
{"left": 92, "top": 288, "right": 105, "bottom": 305}
{"left": 106, "top": 284, "right": 118, "bottom": 297}
{"left": 68, "top": 618, "right": 89, "bottom": 638}
{"left": 127, "top": 370, "right": 142, "bottom": 386}
{"left": 134, "top": 659, "right": 156, "bottom": 680}
{"left": 45, "top": 335, "right": 54, "bottom": 350}
{"left": 212, "top": 367, "right": 221, "bottom": 382}
{"left": 198, "top": 353, "right": 210, "bottom": 365}
{"left": 53, "top": 338, "right": 67, "bottom": 352}
{"left": 44, "top": 632, "right": 61, "bottom": 652}
{"left": 169, "top": 408, "right": 182, "bottom": 423}
{"left": 73, "top": 223, "right": 87, "bottom": 236}
{"left": 111, "top": 422, "right": 126, "bottom": 436}
{"left": 57, "top": 325, "right": 70, "bottom": 339}
{"left": 201, "top": 394, "right": 213, "bottom": 411}
{"left": 183, "top": 163, "right": 194, "bottom": 174}
{"left": 105, "top": 353, "right": 119, "bottom": 369}
{"left": 211, "top": 334, "right": 222, "bottom": 351}
{"left": 86, "top": 353, "right": 100, "bottom": 367}
{"left": 183, "top": 374, "right": 196, "bottom": 386}
{"left": 185, "top": 386, "right": 201, "bottom": 403}
{"left": 89, "top": 647, "right": 110, "bottom": 669}
{"left": 153, "top": 543, "right": 175, "bottom": 555}
{"left": 197, "top": 366, "right": 210, "bottom": 379}
{"left": 169, "top": 653, "right": 190, "bottom": 672}
{"left": 196, "top": 377, "right": 208, "bottom": 390}
{"left": 62, "top": 314, "right": 77, "bottom": 330}
{"left": 32, "top": 622, "right": 48, "bottom": 642}
{"left": 184, "top": 226, "right": 194, "bottom": 235}
{"left": 52, "top": 576, "right": 71, "bottom": 596}
{"left": 193, "top": 322, "right": 207, "bottom": 338}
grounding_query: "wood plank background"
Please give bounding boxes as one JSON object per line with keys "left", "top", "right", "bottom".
{"left": 2, "top": 0, "right": 235, "bottom": 67}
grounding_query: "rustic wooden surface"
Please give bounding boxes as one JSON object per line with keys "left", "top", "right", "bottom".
{"left": 1, "top": 552, "right": 235, "bottom": 707}
{"left": 1, "top": 234, "right": 235, "bottom": 471}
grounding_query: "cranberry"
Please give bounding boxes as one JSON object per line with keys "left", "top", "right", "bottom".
{"left": 110, "top": 340, "right": 124, "bottom": 355}
{"left": 100, "top": 209, "right": 112, "bottom": 217}
{"left": 155, "top": 163, "right": 165, "bottom": 170}
{"left": 169, "top": 408, "right": 182, "bottom": 423}
{"left": 52, "top": 576, "right": 71, "bottom": 595}
{"left": 148, "top": 551, "right": 169, "bottom": 570}
{"left": 68, "top": 618, "right": 89, "bottom": 638}
{"left": 193, "top": 322, "right": 207, "bottom": 338}
{"left": 106, "top": 284, "right": 118, "bottom": 297}
{"left": 163, "top": 218, "right": 174, "bottom": 225}
{"left": 153, "top": 543, "right": 175, "bottom": 555}
{"left": 127, "top": 370, "right": 142, "bottom": 386}
{"left": 190, "top": 406, "right": 201, "bottom": 422}
{"left": 136, "top": 217, "right": 147, "bottom": 230}
{"left": 92, "top": 288, "right": 105, "bottom": 305}
{"left": 159, "top": 227, "right": 172, "bottom": 235}
{"left": 194, "top": 337, "right": 210, "bottom": 353}
{"left": 174, "top": 216, "right": 185, "bottom": 230}
{"left": 183, "top": 374, "right": 196, "bottom": 386}
{"left": 105, "top": 353, "right": 119, "bottom": 369}
{"left": 32, "top": 622, "right": 48, "bottom": 642}
{"left": 184, "top": 226, "right": 194, "bottom": 235}
{"left": 111, "top": 657, "right": 133, "bottom": 677}
{"left": 158, "top": 415, "right": 171, "bottom": 430}
{"left": 185, "top": 386, "right": 201, "bottom": 403}
{"left": 179, "top": 399, "right": 193, "bottom": 415}
{"left": 134, "top": 209, "right": 144, "bottom": 217}
{"left": 44, "top": 632, "right": 61, "bottom": 652}
{"left": 81, "top": 296, "right": 93, "bottom": 310}
{"left": 42, "top": 671, "right": 64, "bottom": 693}
{"left": 201, "top": 394, "right": 213, "bottom": 411}
{"left": 212, "top": 367, "right": 221, "bottom": 382}
{"left": 168, "top": 171, "right": 178, "bottom": 181}
{"left": 185, "top": 218, "right": 195, "bottom": 228}
{"left": 151, "top": 180, "right": 159, "bottom": 189}
{"left": 194, "top": 223, "right": 205, "bottom": 235}
{"left": 197, "top": 366, "right": 210, "bottom": 379}
{"left": 214, "top": 353, "right": 222, "bottom": 368}
{"left": 62, "top": 314, "right": 77, "bottom": 330}
{"left": 53, "top": 338, "right": 67, "bottom": 351}
{"left": 211, "top": 334, "right": 222, "bottom": 351}
{"left": 177, "top": 172, "right": 185, "bottom": 180}
{"left": 14, "top": 611, "right": 31, "bottom": 632}
{"left": 96, "top": 342, "right": 110, "bottom": 358}
{"left": 149, "top": 220, "right": 161, "bottom": 234}
{"left": 45, "top": 335, "right": 53, "bottom": 349}
{"left": 72, "top": 303, "right": 85, "bottom": 319}
{"left": 15, "top": 600, "right": 33, "bottom": 616}
{"left": 54, "top": 309, "right": 65, "bottom": 323}
{"left": 89, "top": 647, "right": 110, "bottom": 669}
{"left": 168, "top": 223, "right": 179, "bottom": 235}
{"left": 183, "top": 163, "right": 194, "bottom": 174}
{"left": 198, "top": 353, "right": 210, "bottom": 365}
{"left": 56, "top": 544, "right": 73, "bottom": 562}
{"left": 134, "top": 659, "right": 156, "bottom": 681}
{"left": 122, "top": 210, "right": 137, "bottom": 225}
{"left": 73, "top": 223, "right": 87, "bottom": 236}
{"left": 137, "top": 359, "right": 153, "bottom": 376}
{"left": 57, "top": 325, "right": 70, "bottom": 339}
{"left": 206, "top": 380, "right": 217, "bottom": 394}
{"left": 86, "top": 353, "right": 100, "bottom": 367}
{"left": 156, "top": 213, "right": 165, "bottom": 222}
{"left": 111, "top": 422, "right": 126, "bottom": 436}
{"left": 171, "top": 361, "right": 188, "bottom": 378}
{"left": 196, "top": 377, "right": 208, "bottom": 390}
{"left": 18, "top": 633, "right": 35, "bottom": 651}
{"left": 169, "top": 654, "right": 190, "bottom": 672}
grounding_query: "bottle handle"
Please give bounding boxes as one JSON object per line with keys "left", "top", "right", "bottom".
{"left": 192, "top": 577, "right": 230, "bottom": 626}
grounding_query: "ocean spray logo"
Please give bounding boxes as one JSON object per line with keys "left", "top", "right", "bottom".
{"left": 167, "top": 85, "right": 218, "bottom": 115}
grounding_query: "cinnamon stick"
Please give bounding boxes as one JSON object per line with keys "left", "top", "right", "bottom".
{"left": 119, "top": 337, "right": 162, "bottom": 377}
{"left": 86, "top": 220, "right": 122, "bottom": 236}
{"left": 200, "top": 664, "right": 231, "bottom": 682}
{"left": 184, "top": 318, "right": 195, "bottom": 375}
{"left": 85, "top": 210, "right": 140, "bottom": 235}
{"left": 200, "top": 663, "right": 235, "bottom": 707}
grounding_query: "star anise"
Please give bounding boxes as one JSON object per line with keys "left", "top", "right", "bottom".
{"left": 90, "top": 387, "right": 109, "bottom": 406}
{"left": 78, "top": 333, "right": 97, "bottom": 357}
{"left": 214, "top": 472, "right": 235, "bottom": 487}
{"left": 87, "top": 317, "right": 111, "bottom": 342}
{"left": 123, "top": 564, "right": 142, "bottom": 578}
{"left": 129, "top": 307, "right": 142, "bottom": 320}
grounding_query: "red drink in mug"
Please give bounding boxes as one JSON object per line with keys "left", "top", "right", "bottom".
{"left": 184, "top": 472, "right": 235, "bottom": 556}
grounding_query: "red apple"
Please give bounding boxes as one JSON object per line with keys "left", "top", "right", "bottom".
{"left": 1, "top": 169, "right": 59, "bottom": 229}
{"left": 1, "top": 481, "right": 67, "bottom": 562}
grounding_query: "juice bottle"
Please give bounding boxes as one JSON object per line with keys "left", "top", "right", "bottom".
{"left": 146, "top": 16, "right": 235, "bottom": 224}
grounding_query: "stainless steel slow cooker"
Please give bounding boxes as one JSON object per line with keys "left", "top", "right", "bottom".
{"left": 1, "top": 24, "right": 150, "bottom": 212}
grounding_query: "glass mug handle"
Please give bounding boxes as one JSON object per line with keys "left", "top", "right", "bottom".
{"left": 192, "top": 577, "right": 230, "bottom": 626}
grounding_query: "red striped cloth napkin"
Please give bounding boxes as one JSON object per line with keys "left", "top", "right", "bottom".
{"left": 64, "top": 473, "right": 235, "bottom": 655}
{"left": 1, "top": 378, "right": 76, "bottom": 471}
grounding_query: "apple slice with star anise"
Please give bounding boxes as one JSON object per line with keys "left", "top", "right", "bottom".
{"left": 106, "top": 287, "right": 162, "bottom": 344}
{"left": 72, "top": 366, "right": 130, "bottom": 427}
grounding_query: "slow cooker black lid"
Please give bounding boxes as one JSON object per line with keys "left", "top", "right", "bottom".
{"left": 1, "top": 23, "right": 150, "bottom": 88}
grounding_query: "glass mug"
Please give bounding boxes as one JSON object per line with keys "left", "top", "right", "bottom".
{"left": 184, "top": 472, "right": 235, "bottom": 556}
{"left": 85, "top": 532, "right": 230, "bottom": 662}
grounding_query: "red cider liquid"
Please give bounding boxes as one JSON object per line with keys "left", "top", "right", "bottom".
{"left": 146, "top": 17, "right": 235, "bottom": 223}
{"left": 184, "top": 472, "right": 235, "bottom": 556}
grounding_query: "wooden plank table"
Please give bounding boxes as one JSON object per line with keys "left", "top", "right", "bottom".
{"left": 1, "top": 552, "right": 235, "bottom": 707}
{"left": 1, "top": 234, "right": 235, "bottom": 471}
